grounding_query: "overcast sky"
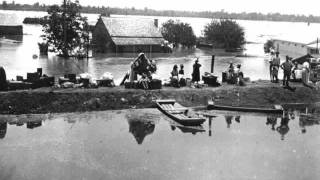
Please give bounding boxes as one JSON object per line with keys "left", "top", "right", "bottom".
{"left": 11, "top": 0, "right": 320, "bottom": 16}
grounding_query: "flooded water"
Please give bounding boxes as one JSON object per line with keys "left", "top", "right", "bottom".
{"left": 1, "top": 10, "right": 320, "bottom": 82}
{"left": 1, "top": 107, "right": 320, "bottom": 180}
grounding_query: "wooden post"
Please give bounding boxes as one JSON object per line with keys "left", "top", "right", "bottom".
{"left": 211, "top": 55, "right": 215, "bottom": 73}
{"left": 209, "top": 117, "right": 212, "bottom": 137}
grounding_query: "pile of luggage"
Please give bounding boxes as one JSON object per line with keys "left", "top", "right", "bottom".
{"left": 7, "top": 68, "right": 54, "bottom": 91}
{"left": 58, "top": 72, "right": 115, "bottom": 88}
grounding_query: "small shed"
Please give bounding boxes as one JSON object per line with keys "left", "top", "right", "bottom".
{"left": 92, "top": 16, "right": 165, "bottom": 53}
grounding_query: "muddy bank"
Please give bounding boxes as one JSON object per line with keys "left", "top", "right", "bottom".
{"left": 0, "top": 80, "right": 320, "bottom": 114}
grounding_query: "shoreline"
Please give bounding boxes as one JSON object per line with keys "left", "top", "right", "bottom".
{"left": 0, "top": 80, "right": 319, "bottom": 115}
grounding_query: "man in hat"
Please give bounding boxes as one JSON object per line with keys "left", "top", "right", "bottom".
{"left": 192, "top": 58, "right": 201, "bottom": 84}
{"left": 280, "top": 55, "right": 293, "bottom": 87}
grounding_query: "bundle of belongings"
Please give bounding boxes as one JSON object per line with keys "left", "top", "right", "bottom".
{"left": 96, "top": 72, "right": 115, "bottom": 87}
{"left": 123, "top": 53, "right": 162, "bottom": 90}
{"left": 202, "top": 72, "right": 220, "bottom": 87}
{"left": 58, "top": 73, "right": 96, "bottom": 88}
{"left": 6, "top": 68, "right": 55, "bottom": 91}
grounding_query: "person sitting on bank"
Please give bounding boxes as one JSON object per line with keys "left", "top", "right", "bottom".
{"left": 227, "top": 63, "right": 234, "bottom": 77}
{"left": 178, "top": 64, "right": 186, "bottom": 87}
{"left": 234, "top": 64, "right": 244, "bottom": 85}
{"left": 171, "top": 64, "right": 179, "bottom": 87}
{"left": 280, "top": 56, "right": 293, "bottom": 87}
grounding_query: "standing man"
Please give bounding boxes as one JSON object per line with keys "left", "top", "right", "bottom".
{"left": 269, "top": 51, "right": 275, "bottom": 82}
{"left": 272, "top": 52, "right": 280, "bottom": 83}
{"left": 280, "top": 56, "right": 293, "bottom": 87}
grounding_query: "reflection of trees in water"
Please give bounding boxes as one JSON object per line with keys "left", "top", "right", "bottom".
{"left": 176, "top": 126, "right": 205, "bottom": 135}
{"left": 0, "top": 122, "right": 7, "bottom": 139}
{"left": 126, "top": 112, "right": 159, "bottom": 145}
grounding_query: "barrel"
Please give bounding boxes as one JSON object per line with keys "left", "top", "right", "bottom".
{"left": 0, "top": 66, "right": 7, "bottom": 91}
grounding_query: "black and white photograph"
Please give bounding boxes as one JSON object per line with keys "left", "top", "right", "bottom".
{"left": 0, "top": 0, "right": 320, "bottom": 179}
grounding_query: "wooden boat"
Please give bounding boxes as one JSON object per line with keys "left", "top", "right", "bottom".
{"left": 156, "top": 99, "right": 206, "bottom": 126}
{"left": 207, "top": 100, "right": 283, "bottom": 114}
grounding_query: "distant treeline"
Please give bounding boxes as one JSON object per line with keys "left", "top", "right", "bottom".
{"left": 1, "top": 1, "right": 320, "bottom": 23}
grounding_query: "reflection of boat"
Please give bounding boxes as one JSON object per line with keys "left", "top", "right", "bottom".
{"left": 207, "top": 100, "right": 283, "bottom": 114}
{"left": 300, "top": 113, "right": 320, "bottom": 122}
{"left": 176, "top": 126, "right": 205, "bottom": 134}
{"left": 156, "top": 99, "right": 205, "bottom": 126}
{"left": 26, "top": 121, "right": 42, "bottom": 129}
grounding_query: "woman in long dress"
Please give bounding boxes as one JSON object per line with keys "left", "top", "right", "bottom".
{"left": 192, "top": 58, "right": 201, "bottom": 83}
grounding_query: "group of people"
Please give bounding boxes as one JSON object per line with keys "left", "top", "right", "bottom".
{"left": 225, "top": 63, "right": 244, "bottom": 85}
{"left": 269, "top": 51, "right": 311, "bottom": 87}
{"left": 170, "top": 58, "right": 202, "bottom": 87}
{"left": 122, "top": 52, "right": 157, "bottom": 89}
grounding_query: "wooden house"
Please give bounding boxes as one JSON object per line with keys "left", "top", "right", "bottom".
{"left": 92, "top": 16, "right": 165, "bottom": 53}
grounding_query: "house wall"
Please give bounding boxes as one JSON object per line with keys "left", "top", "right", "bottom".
{"left": 0, "top": 25, "right": 23, "bottom": 35}
{"left": 117, "top": 45, "right": 163, "bottom": 53}
{"left": 92, "top": 18, "right": 166, "bottom": 53}
{"left": 92, "top": 18, "right": 115, "bottom": 53}
{"left": 273, "top": 40, "right": 309, "bottom": 58}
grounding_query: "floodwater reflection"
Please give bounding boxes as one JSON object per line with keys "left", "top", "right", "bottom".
{"left": 126, "top": 112, "right": 159, "bottom": 145}
{"left": 0, "top": 122, "right": 7, "bottom": 139}
{"left": 1, "top": 109, "right": 320, "bottom": 179}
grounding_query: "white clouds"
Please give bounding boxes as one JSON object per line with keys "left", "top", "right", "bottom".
{"left": 12, "top": 0, "right": 320, "bottom": 16}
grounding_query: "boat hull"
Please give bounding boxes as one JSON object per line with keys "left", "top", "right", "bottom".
{"left": 207, "top": 104, "right": 283, "bottom": 114}
{"left": 156, "top": 100, "right": 205, "bottom": 126}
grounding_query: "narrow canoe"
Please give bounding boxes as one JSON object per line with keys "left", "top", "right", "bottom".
{"left": 207, "top": 101, "right": 283, "bottom": 114}
{"left": 156, "top": 99, "right": 206, "bottom": 126}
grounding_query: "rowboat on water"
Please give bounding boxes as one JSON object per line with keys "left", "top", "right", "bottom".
{"left": 156, "top": 99, "right": 206, "bottom": 126}
{"left": 207, "top": 100, "right": 283, "bottom": 114}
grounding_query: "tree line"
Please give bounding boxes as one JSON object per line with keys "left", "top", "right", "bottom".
{"left": 161, "top": 19, "right": 245, "bottom": 51}
{"left": 1, "top": 1, "right": 320, "bottom": 23}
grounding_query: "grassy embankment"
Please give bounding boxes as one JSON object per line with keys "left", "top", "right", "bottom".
{"left": 0, "top": 80, "right": 319, "bottom": 114}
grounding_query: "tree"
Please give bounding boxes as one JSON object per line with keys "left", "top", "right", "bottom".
{"left": 161, "top": 20, "right": 196, "bottom": 48}
{"left": 203, "top": 19, "right": 245, "bottom": 50}
{"left": 41, "top": 0, "right": 89, "bottom": 57}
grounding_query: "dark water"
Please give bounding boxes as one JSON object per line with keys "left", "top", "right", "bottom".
{"left": 1, "top": 107, "right": 320, "bottom": 180}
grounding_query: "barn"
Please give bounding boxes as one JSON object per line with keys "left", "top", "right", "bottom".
{"left": 92, "top": 16, "right": 166, "bottom": 53}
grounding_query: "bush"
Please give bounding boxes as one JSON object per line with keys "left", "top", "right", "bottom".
{"left": 203, "top": 19, "right": 245, "bottom": 50}
{"left": 161, "top": 20, "right": 196, "bottom": 48}
{"left": 264, "top": 40, "right": 274, "bottom": 53}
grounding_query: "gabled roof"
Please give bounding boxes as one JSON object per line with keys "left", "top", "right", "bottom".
{"left": 100, "top": 16, "right": 163, "bottom": 38}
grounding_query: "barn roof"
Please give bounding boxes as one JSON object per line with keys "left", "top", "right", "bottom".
{"left": 100, "top": 16, "right": 164, "bottom": 45}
